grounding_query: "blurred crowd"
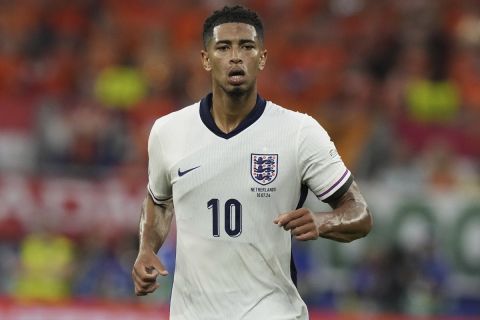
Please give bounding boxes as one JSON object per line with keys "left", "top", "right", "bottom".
{"left": 0, "top": 0, "right": 479, "bottom": 184}
{"left": 0, "top": 0, "right": 479, "bottom": 316}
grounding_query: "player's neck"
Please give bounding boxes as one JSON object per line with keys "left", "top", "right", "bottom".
{"left": 210, "top": 88, "right": 257, "bottom": 134}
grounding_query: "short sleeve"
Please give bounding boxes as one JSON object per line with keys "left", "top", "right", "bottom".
{"left": 297, "top": 116, "right": 352, "bottom": 202}
{"left": 147, "top": 120, "right": 172, "bottom": 204}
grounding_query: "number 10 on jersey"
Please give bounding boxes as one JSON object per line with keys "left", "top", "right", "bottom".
{"left": 207, "top": 198, "right": 242, "bottom": 237}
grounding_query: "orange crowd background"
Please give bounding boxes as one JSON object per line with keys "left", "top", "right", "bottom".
{"left": 0, "top": 0, "right": 479, "bottom": 182}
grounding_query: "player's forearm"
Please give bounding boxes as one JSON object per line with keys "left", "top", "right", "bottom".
{"left": 138, "top": 194, "right": 174, "bottom": 253}
{"left": 319, "top": 181, "right": 372, "bottom": 242}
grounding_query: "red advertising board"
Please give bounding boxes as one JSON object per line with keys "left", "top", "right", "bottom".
{"left": 0, "top": 297, "right": 474, "bottom": 320}
{"left": 0, "top": 175, "right": 145, "bottom": 238}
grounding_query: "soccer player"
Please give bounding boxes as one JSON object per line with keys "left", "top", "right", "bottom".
{"left": 131, "top": 5, "right": 372, "bottom": 320}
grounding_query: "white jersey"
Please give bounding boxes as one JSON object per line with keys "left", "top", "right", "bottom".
{"left": 148, "top": 94, "right": 352, "bottom": 320}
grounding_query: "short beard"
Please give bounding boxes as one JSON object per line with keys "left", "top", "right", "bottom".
{"left": 223, "top": 83, "right": 253, "bottom": 99}
{"left": 228, "top": 87, "right": 245, "bottom": 97}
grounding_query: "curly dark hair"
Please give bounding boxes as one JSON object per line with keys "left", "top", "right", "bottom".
{"left": 202, "top": 5, "right": 264, "bottom": 48}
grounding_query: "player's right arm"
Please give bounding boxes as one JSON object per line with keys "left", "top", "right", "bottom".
{"left": 132, "top": 118, "right": 174, "bottom": 296}
{"left": 132, "top": 194, "right": 174, "bottom": 296}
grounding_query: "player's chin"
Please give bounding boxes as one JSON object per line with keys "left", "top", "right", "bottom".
{"left": 225, "top": 83, "right": 253, "bottom": 96}
{"left": 224, "top": 88, "right": 243, "bottom": 97}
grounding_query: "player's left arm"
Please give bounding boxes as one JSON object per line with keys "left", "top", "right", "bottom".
{"left": 274, "top": 180, "right": 372, "bottom": 242}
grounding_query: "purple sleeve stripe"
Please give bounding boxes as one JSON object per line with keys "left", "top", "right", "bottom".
{"left": 317, "top": 169, "right": 350, "bottom": 198}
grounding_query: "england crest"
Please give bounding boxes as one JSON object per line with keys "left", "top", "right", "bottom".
{"left": 251, "top": 153, "right": 278, "bottom": 185}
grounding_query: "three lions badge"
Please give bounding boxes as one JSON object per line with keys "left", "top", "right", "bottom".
{"left": 251, "top": 154, "right": 278, "bottom": 185}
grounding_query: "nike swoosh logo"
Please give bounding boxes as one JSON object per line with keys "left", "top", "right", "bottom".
{"left": 178, "top": 166, "right": 200, "bottom": 177}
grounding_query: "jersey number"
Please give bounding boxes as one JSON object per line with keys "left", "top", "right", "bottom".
{"left": 207, "top": 198, "right": 242, "bottom": 237}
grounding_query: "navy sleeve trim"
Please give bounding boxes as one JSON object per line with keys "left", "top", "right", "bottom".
{"left": 147, "top": 185, "right": 172, "bottom": 205}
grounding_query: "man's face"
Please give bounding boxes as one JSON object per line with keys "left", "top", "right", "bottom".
{"left": 202, "top": 23, "right": 267, "bottom": 95}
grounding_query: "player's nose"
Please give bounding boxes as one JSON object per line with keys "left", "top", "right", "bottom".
{"left": 229, "top": 48, "right": 242, "bottom": 64}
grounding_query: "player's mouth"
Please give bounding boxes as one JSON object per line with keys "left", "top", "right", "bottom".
{"left": 227, "top": 68, "right": 246, "bottom": 85}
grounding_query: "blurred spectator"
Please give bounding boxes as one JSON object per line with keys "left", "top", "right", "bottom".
{"left": 314, "top": 67, "right": 375, "bottom": 170}
{"left": 405, "top": 239, "right": 450, "bottom": 316}
{"left": 352, "top": 241, "right": 449, "bottom": 315}
{"left": 94, "top": 64, "right": 148, "bottom": 109}
{"left": 73, "top": 231, "right": 136, "bottom": 299}
{"left": 36, "top": 98, "right": 131, "bottom": 176}
{"left": 14, "top": 230, "right": 75, "bottom": 302}
{"left": 419, "top": 141, "right": 479, "bottom": 191}
{"left": 0, "top": 240, "right": 18, "bottom": 296}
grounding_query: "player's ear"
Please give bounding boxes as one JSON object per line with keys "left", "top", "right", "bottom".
{"left": 201, "top": 50, "right": 212, "bottom": 71}
{"left": 258, "top": 49, "right": 267, "bottom": 71}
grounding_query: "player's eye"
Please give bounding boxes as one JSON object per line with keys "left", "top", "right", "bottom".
{"left": 216, "top": 45, "right": 229, "bottom": 51}
{"left": 243, "top": 45, "right": 255, "bottom": 50}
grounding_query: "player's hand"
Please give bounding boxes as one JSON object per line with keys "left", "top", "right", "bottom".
{"left": 274, "top": 208, "right": 320, "bottom": 241}
{"left": 132, "top": 249, "right": 168, "bottom": 296}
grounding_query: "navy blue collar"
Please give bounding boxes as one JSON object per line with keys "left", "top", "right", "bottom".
{"left": 199, "top": 93, "right": 266, "bottom": 139}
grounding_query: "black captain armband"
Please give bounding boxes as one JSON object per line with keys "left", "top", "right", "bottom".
{"left": 322, "top": 174, "right": 354, "bottom": 204}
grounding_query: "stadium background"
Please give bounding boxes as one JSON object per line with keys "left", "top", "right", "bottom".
{"left": 0, "top": 0, "right": 479, "bottom": 319}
